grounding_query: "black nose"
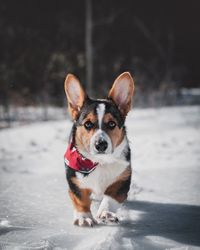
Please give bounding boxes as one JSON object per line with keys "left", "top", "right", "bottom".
{"left": 95, "top": 138, "right": 108, "bottom": 152}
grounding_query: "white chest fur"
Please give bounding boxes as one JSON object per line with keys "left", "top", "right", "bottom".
{"left": 76, "top": 137, "right": 130, "bottom": 195}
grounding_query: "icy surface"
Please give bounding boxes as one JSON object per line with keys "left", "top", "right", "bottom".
{"left": 0, "top": 106, "right": 200, "bottom": 250}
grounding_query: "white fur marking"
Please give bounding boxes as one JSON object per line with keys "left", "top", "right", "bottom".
{"left": 96, "top": 104, "right": 105, "bottom": 129}
{"left": 74, "top": 211, "right": 93, "bottom": 220}
{"left": 79, "top": 137, "right": 129, "bottom": 195}
{"left": 73, "top": 211, "right": 95, "bottom": 226}
{"left": 76, "top": 172, "right": 84, "bottom": 179}
{"left": 97, "top": 195, "right": 120, "bottom": 217}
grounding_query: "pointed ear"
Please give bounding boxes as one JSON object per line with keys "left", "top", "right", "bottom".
{"left": 64, "top": 74, "right": 86, "bottom": 120}
{"left": 108, "top": 72, "right": 134, "bottom": 117}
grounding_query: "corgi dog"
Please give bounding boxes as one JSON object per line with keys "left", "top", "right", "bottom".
{"left": 64, "top": 72, "right": 134, "bottom": 226}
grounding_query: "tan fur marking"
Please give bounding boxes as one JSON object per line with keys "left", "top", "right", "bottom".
{"left": 76, "top": 112, "right": 97, "bottom": 152}
{"left": 82, "top": 112, "right": 97, "bottom": 123}
{"left": 117, "top": 167, "right": 132, "bottom": 181}
{"left": 108, "top": 72, "right": 134, "bottom": 117}
{"left": 104, "top": 168, "right": 131, "bottom": 203}
{"left": 64, "top": 74, "right": 86, "bottom": 120}
{"left": 69, "top": 177, "right": 91, "bottom": 213}
{"left": 103, "top": 113, "right": 125, "bottom": 148}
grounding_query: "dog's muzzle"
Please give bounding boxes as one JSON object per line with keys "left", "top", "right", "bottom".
{"left": 95, "top": 137, "right": 108, "bottom": 153}
{"left": 90, "top": 130, "right": 112, "bottom": 154}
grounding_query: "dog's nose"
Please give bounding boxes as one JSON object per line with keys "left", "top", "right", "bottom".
{"left": 95, "top": 138, "right": 108, "bottom": 153}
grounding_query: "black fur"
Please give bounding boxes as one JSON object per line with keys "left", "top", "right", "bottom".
{"left": 76, "top": 98, "right": 125, "bottom": 128}
{"left": 125, "top": 146, "right": 131, "bottom": 162}
{"left": 65, "top": 165, "right": 82, "bottom": 199}
{"left": 116, "top": 174, "right": 131, "bottom": 197}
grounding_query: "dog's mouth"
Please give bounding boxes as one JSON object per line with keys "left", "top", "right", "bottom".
{"left": 90, "top": 150, "right": 106, "bottom": 156}
{"left": 90, "top": 145, "right": 114, "bottom": 156}
{"left": 96, "top": 151, "right": 106, "bottom": 155}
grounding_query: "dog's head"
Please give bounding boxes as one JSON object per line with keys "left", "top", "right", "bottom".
{"left": 64, "top": 72, "right": 134, "bottom": 156}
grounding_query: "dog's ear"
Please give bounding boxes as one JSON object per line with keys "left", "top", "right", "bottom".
{"left": 64, "top": 74, "right": 86, "bottom": 120}
{"left": 108, "top": 72, "right": 134, "bottom": 117}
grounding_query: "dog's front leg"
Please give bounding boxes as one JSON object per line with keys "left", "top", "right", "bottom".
{"left": 96, "top": 195, "right": 120, "bottom": 223}
{"left": 96, "top": 173, "right": 131, "bottom": 223}
{"left": 68, "top": 188, "right": 96, "bottom": 227}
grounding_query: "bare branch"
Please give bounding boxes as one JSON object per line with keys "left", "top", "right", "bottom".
{"left": 93, "top": 9, "right": 125, "bottom": 27}
{"left": 134, "top": 16, "right": 165, "bottom": 59}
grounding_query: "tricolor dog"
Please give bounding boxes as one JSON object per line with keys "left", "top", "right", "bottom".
{"left": 64, "top": 72, "right": 134, "bottom": 226}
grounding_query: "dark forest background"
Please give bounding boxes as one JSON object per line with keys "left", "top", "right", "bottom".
{"left": 0, "top": 0, "right": 200, "bottom": 112}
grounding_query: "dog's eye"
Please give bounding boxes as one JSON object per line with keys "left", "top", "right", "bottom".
{"left": 84, "top": 121, "right": 94, "bottom": 130}
{"left": 107, "top": 121, "right": 116, "bottom": 129}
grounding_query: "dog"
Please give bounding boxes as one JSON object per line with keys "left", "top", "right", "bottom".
{"left": 64, "top": 72, "right": 134, "bottom": 226}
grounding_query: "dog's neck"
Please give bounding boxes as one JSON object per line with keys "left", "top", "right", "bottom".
{"left": 64, "top": 142, "right": 98, "bottom": 174}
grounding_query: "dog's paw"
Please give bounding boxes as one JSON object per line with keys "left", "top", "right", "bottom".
{"left": 73, "top": 212, "right": 97, "bottom": 227}
{"left": 97, "top": 211, "right": 119, "bottom": 224}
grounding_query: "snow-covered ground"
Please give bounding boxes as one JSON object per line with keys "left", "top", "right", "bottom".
{"left": 0, "top": 106, "right": 200, "bottom": 250}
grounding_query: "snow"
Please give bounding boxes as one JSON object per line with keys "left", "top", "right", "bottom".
{"left": 0, "top": 106, "right": 200, "bottom": 250}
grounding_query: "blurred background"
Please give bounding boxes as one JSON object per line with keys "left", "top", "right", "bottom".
{"left": 0, "top": 2, "right": 200, "bottom": 248}
{"left": 0, "top": 0, "right": 200, "bottom": 126}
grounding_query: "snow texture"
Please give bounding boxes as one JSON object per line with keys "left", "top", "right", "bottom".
{"left": 0, "top": 106, "right": 200, "bottom": 250}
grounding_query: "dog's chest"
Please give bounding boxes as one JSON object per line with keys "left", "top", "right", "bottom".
{"left": 76, "top": 160, "right": 128, "bottom": 195}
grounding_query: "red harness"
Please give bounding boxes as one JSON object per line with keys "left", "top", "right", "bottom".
{"left": 64, "top": 143, "right": 98, "bottom": 174}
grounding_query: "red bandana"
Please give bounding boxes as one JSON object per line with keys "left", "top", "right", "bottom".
{"left": 64, "top": 143, "right": 98, "bottom": 174}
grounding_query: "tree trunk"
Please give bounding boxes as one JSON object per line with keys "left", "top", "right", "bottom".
{"left": 85, "top": 0, "right": 93, "bottom": 96}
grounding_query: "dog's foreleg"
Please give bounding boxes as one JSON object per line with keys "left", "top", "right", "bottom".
{"left": 96, "top": 172, "right": 131, "bottom": 223}
{"left": 68, "top": 188, "right": 96, "bottom": 227}
{"left": 96, "top": 195, "right": 120, "bottom": 223}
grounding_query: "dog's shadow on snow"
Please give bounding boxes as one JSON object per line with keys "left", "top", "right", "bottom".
{"left": 121, "top": 200, "right": 200, "bottom": 247}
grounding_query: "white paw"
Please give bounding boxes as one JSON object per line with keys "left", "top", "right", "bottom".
{"left": 73, "top": 212, "right": 97, "bottom": 227}
{"left": 97, "top": 211, "right": 119, "bottom": 224}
